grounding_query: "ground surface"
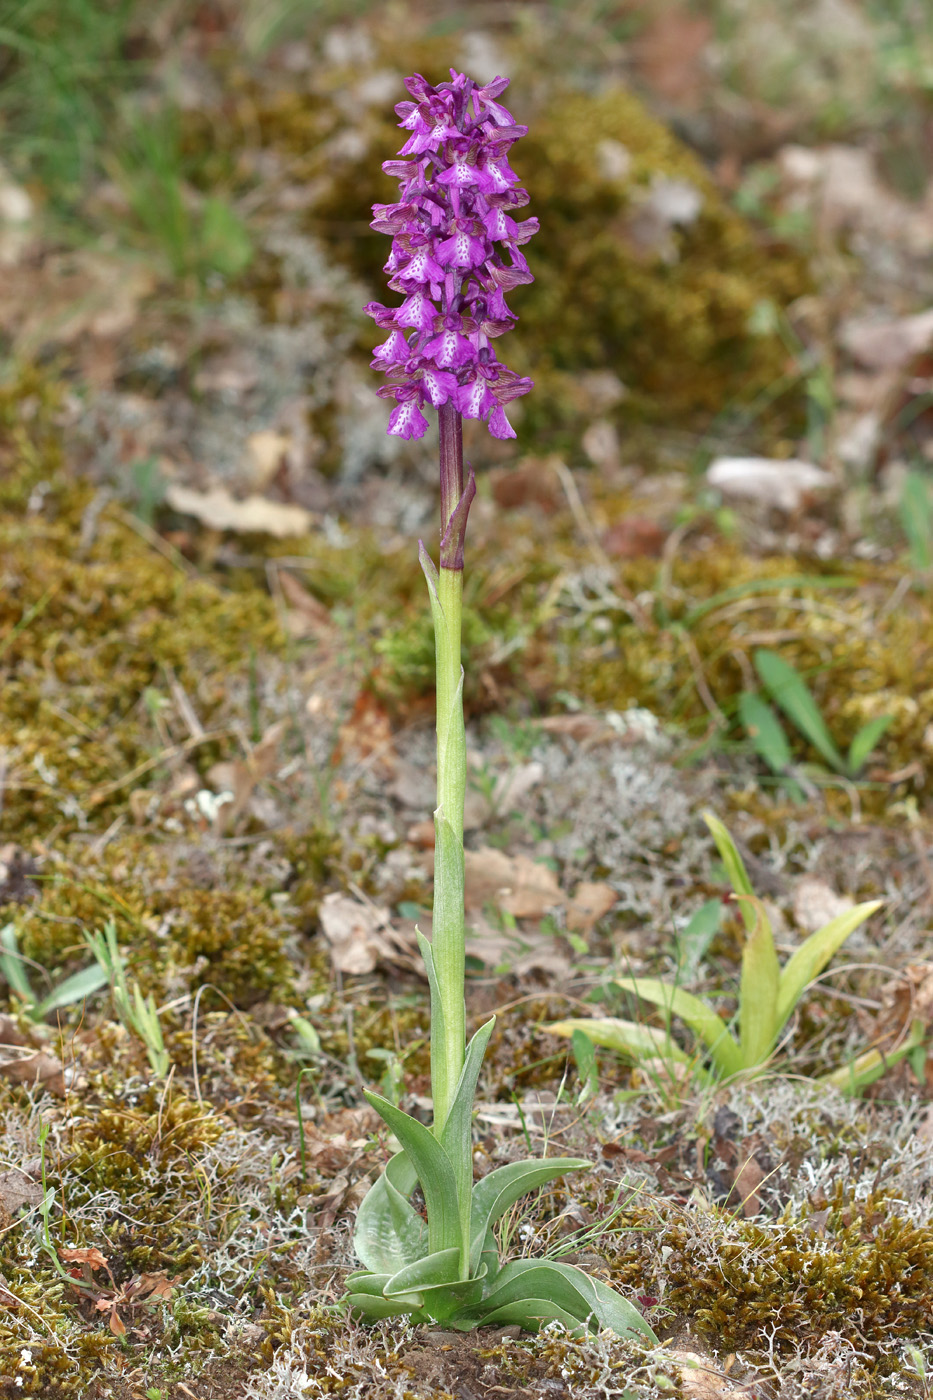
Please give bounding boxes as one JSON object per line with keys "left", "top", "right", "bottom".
{"left": 1, "top": 1, "right": 933, "bottom": 1396}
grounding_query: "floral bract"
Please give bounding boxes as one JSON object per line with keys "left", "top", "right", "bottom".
{"left": 365, "top": 70, "right": 537, "bottom": 440}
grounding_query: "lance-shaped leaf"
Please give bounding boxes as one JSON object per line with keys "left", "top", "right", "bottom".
{"left": 847, "top": 715, "right": 893, "bottom": 775}
{"left": 426, "top": 810, "right": 467, "bottom": 1132}
{"left": 470, "top": 1296, "right": 585, "bottom": 1332}
{"left": 469, "top": 1158, "right": 590, "bottom": 1273}
{"left": 703, "top": 813, "right": 756, "bottom": 931}
{"left": 440, "top": 1015, "right": 495, "bottom": 1258}
{"left": 737, "top": 896, "right": 779, "bottom": 1068}
{"left": 456, "top": 1260, "right": 657, "bottom": 1342}
{"left": 385, "top": 1247, "right": 488, "bottom": 1319}
{"left": 548, "top": 1017, "right": 695, "bottom": 1067}
{"left": 352, "top": 1150, "right": 425, "bottom": 1275}
{"left": 346, "top": 1272, "right": 428, "bottom": 1322}
{"left": 821, "top": 1019, "right": 925, "bottom": 1096}
{"left": 34, "top": 962, "right": 110, "bottom": 1018}
{"left": 364, "top": 1093, "right": 461, "bottom": 1256}
{"left": 611, "top": 977, "right": 742, "bottom": 1079}
{"left": 753, "top": 649, "right": 845, "bottom": 773}
{"left": 739, "top": 691, "right": 792, "bottom": 774}
{"left": 776, "top": 900, "right": 882, "bottom": 1030}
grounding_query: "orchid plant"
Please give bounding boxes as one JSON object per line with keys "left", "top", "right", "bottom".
{"left": 549, "top": 814, "right": 918, "bottom": 1096}
{"left": 345, "top": 69, "right": 656, "bottom": 1342}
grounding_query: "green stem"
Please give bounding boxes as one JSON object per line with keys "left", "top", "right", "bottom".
{"left": 421, "top": 553, "right": 467, "bottom": 1136}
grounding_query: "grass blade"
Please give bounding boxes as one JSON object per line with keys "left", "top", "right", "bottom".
{"left": 753, "top": 649, "right": 845, "bottom": 772}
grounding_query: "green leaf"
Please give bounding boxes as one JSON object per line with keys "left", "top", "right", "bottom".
{"left": 469, "top": 1158, "right": 590, "bottom": 1274}
{"left": 571, "top": 1029, "right": 599, "bottom": 1103}
{"left": 352, "top": 1151, "right": 426, "bottom": 1275}
{"left": 822, "top": 1019, "right": 925, "bottom": 1096}
{"left": 676, "top": 899, "right": 722, "bottom": 980}
{"left": 738, "top": 898, "right": 780, "bottom": 1068}
{"left": 738, "top": 691, "right": 792, "bottom": 773}
{"left": 427, "top": 810, "right": 467, "bottom": 1133}
{"left": 346, "top": 1282, "right": 427, "bottom": 1322}
{"left": 439, "top": 1016, "right": 495, "bottom": 1236}
{"left": 702, "top": 813, "right": 756, "bottom": 931}
{"left": 459, "top": 1260, "right": 657, "bottom": 1342}
{"left": 344, "top": 1270, "right": 393, "bottom": 1297}
{"left": 364, "top": 1093, "right": 461, "bottom": 1256}
{"left": 846, "top": 715, "right": 893, "bottom": 775}
{"left": 775, "top": 900, "right": 881, "bottom": 1030}
{"left": 611, "top": 978, "right": 742, "bottom": 1078}
{"left": 385, "top": 1247, "right": 476, "bottom": 1297}
{"left": 385, "top": 1248, "right": 487, "bottom": 1319}
{"left": 899, "top": 470, "right": 933, "bottom": 571}
{"left": 548, "top": 1017, "right": 693, "bottom": 1065}
{"left": 0, "top": 924, "right": 36, "bottom": 1005}
{"left": 33, "top": 963, "right": 109, "bottom": 1018}
{"left": 753, "top": 649, "right": 845, "bottom": 773}
{"left": 472, "top": 1296, "right": 587, "bottom": 1332}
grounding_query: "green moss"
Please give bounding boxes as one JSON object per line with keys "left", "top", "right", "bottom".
{"left": 0, "top": 375, "right": 284, "bottom": 844}
{"left": 659, "top": 1185, "right": 933, "bottom": 1357}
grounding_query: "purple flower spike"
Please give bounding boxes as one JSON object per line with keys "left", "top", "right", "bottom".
{"left": 366, "top": 70, "right": 536, "bottom": 442}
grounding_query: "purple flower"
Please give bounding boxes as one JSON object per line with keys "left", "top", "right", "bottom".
{"left": 365, "top": 70, "right": 537, "bottom": 440}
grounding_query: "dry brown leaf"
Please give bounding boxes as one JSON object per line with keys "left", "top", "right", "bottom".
{"left": 0, "top": 1016, "right": 30, "bottom": 1049}
{"left": 601, "top": 517, "right": 667, "bottom": 559}
{"left": 731, "top": 1157, "right": 766, "bottom": 1218}
{"left": 108, "top": 1305, "right": 127, "bottom": 1337}
{"left": 707, "top": 458, "right": 834, "bottom": 512}
{"left": 0, "top": 845, "right": 40, "bottom": 906}
{"left": 314, "top": 1172, "right": 351, "bottom": 1228}
{"left": 334, "top": 691, "right": 397, "bottom": 777}
{"left": 277, "top": 571, "right": 334, "bottom": 640}
{"left": 206, "top": 720, "right": 285, "bottom": 831}
{"left": 631, "top": 7, "right": 713, "bottom": 105}
{"left": 292, "top": 1125, "right": 364, "bottom": 1175}
{"left": 465, "top": 914, "right": 571, "bottom": 978}
{"left": 318, "top": 893, "right": 414, "bottom": 975}
{"left": 840, "top": 308, "right": 933, "bottom": 372}
{"left": 669, "top": 1351, "right": 739, "bottom": 1399}
{"left": 0, "top": 1167, "right": 43, "bottom": 1218}
{"left": 566, "top": 881, "right": 617, "bottom": 935}
{"left": 0, "top": 1049, "right": 65, "bottom": 1095}
{"left": 488, "top": 460, "right": 562, "bottom": 514}
{"left": 464, "top": 848, "right": 563, "bottom": 920}
{"left": 245, "top": 429, "right": 291, "bottom": 487}
{"left": 3, "top": 252, "right": 155, "bottom": 354}
{"left": 61, "top": 1246, "right": 109, "bottom": 1271}
{"left": 164, "top": 483, "right": 313, "bottom": 538}
{"left": 124, "top": 1271, "right": 174, "bottom": 1303}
